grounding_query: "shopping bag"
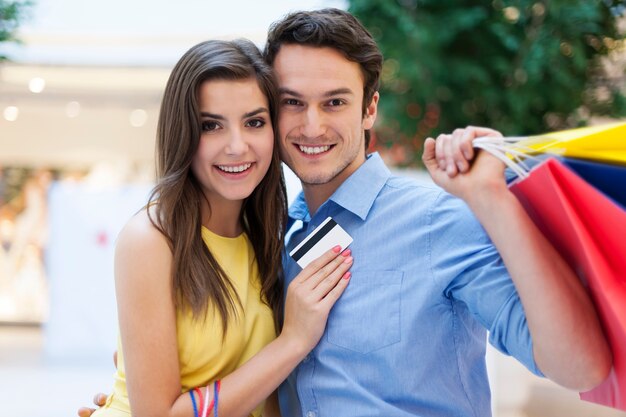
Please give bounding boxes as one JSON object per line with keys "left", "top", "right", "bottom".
{"left": 506, "top": 157, "right": 626, "bottom": 411}
{"left": 561, "top": 158, "right": 626, "bottom": 210}
{"left": 506, "top": 156, "right": 626, "bottom": 209}
{"left": 485, "top": 121, "right": 626, "bottom": 165}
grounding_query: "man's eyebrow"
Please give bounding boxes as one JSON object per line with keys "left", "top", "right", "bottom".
{"left": 324, "top": 88, "right": 354, "bottom": 97}
{"left": 278, "top": 87, "right": 355, "bottom": 97}
{"left": 278, "top": 87, "right": 302, "bottom": 97}
{"left": 200, "top": 107, "right": 268, "bottom": 120}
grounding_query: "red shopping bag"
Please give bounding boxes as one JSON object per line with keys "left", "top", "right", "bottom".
{"left": 509, "top": 157, "right": 626, "bottom": 411}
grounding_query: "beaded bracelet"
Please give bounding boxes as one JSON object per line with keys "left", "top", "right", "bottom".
{"left": 213, "top": 380, "right": 221, "bottom": 417}
{"left": 193, "top": 387, "right": 204, "bottom": 417}
{"left": 201, "top": 384, "right": 211, "bottom": 417}
{"left": 189, "top": 390, "right": 199, "bottom": 417}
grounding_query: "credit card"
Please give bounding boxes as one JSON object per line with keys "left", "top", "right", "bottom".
{"left": 289, "top": 217, "right": 353, "bottom": 269}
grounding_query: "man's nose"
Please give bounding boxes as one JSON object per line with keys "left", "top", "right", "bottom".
{"left": 300, "top": 107, "right": 327, "bottom": 139}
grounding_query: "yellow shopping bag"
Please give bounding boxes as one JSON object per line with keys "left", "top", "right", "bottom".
{"left": 510, "top": 121, "right": 626, "bottom": 165}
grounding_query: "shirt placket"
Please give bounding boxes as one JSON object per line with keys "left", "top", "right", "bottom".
{"left": 297, "top": 349, "right": 318, "bottom": 417}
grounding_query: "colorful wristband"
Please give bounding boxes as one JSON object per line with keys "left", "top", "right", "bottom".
{"left": 201, "top": 384, "right": 210, "bottom": 417}
{"left": 193, "top": 387, "right": 204, "bottom": 417}
{"left": 213, "top": 380, "right": 221, "bottom": 417}
{"left": 189, "top": 390, "right": 199, "bottom": 417}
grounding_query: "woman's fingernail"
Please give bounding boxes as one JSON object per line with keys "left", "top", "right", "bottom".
{"left": 343, "top": 256, "right": 353, "bottom": 264}
{"left": 342, "top": 272, "right": 351, "bottom": 280}
{"left": 332, "top": 245, "right": 341, "bottom": 253}
{"left": 341, "top": 249, "right": 351, "bottom": 257}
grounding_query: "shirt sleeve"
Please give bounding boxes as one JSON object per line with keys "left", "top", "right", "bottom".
{"left": 428, "top": 190, "right": 544, "bottom": 376}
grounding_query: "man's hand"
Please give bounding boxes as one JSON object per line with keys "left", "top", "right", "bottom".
{"left": 77, "top": 393, "right": 108, "bottom": 417}
{"left": 76, "top": 351, "right": 117, "bottom": 416}
{"left": 422, "top": 126, "right": 507, "bottom": 204}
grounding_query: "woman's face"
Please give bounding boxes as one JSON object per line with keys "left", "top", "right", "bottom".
{"left": 191, "top": 77, "right": 274, "bottom": 208}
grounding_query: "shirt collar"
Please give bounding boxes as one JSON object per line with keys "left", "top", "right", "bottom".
{"left": 287, "top": 152, "right": 391, "bottom": 222}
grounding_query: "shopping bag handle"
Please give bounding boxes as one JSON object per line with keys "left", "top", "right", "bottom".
{"left": 472, "top": 136, "right": 543, "bottom": 179}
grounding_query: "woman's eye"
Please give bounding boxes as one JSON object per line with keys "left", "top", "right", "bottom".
{"left": 201, "top": 121, "right": 220, "bottom": 132}
{"left": 246, "top": 119, "right": 266, "bottom": 128}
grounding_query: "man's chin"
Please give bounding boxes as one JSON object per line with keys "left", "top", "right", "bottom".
{"left": 297, "top": 170, "right": 338, "bottom": 186}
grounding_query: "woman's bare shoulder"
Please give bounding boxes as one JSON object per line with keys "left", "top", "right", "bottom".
{"left": 115, "top": 206, "right": 172, "bottom": 271}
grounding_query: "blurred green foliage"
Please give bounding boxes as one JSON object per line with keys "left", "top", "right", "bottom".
{"left": 0, "top": 0, "right": 32, "bottom": 61}
{"left": 349, "top": 0, "right": 626, "bottom": 166}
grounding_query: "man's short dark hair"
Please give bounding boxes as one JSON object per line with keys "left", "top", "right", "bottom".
{"left": 264, "top": 8, "right": 383, "bottom": 150}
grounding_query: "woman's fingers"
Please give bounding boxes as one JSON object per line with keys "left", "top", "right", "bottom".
{"left": 292, "top": 245, "right": 342, "bottom": 285}
{"left": 309, "top": 251, "right": 353, "bottom": 300}
{"left": 305, "top": 249, "right": 352, "bottom": 290}
{"left": 319, "top": 269, "right": 351, "bottom": 310}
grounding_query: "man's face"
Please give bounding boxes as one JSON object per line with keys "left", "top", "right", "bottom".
{"left": 272, "top": 44, "right": 378, "bottom": 191}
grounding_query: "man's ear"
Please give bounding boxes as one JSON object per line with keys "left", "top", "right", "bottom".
{"left": 363, "top": 91, "right": 379, "bottom": 130}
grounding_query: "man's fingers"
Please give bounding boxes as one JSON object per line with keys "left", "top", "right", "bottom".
{"left": 442, "top": 134, "right": 458, "bottom": 176}
{"left": 94, "top": 393, "right": 108, "bottom": 406}
{"left": 77, "top": 407, "right": 96, "bottom": 417}
{"left": 113, "top": 350, "right": 118, "bottom": 368}
{"left": 459, "top": 133, "right": 475, "bottom": 161}
{"left": 435, "top": 134, "right": 447, "bottom": 170}
{"left": 422, "top": 138, "right": 438, "bottom": 174}
{"left": 465, "top": 125, "right": 503, "bottom": 139}
{"left": 451, "top": 134, "right": 469, "bottom": 173}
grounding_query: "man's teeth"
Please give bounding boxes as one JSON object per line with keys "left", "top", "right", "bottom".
{"left": 299, "top": 145, "right": 331, "bottom": 155}
{"left": 217, "top": 163, "right": 252, "bottom": 173}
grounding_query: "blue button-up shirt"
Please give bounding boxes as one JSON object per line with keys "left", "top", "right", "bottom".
{"left": 278, "top": 153, "right": 541, "bottom": 417}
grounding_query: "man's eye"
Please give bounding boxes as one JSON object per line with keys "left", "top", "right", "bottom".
{"left": 246, "top": 119, "right": 266, "bottom": 128}
{"left": 283, "top": 98, "right": 300, "bottom": 106}
{"left": 202, "top": 121, "right": 220, "bottom": 132}
{"left": 328, "top": 99, "right": 344, "bottom": 106}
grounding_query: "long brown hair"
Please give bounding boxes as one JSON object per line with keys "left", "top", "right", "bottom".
{"left": 264, "top": 8, "right": 383, "bottom": 150}
{"left": 148, "top": 39, "right": 287, "bottom": 333}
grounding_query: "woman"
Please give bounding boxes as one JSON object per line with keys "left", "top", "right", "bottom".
{"left": 89, "top": 39, "right": 353, "bottom": 417}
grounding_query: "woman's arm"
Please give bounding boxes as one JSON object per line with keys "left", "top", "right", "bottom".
{"left": 209, "top": 247, "right": 353, "bottom": 417}
{"left": 262, "top": 392, "right": 281, "bottom": 417}
{"left": 115, "top": 212, "right": 352, "bottom": 417}
{"left": 114, "top": 212, "right": 187, "bottom": 417}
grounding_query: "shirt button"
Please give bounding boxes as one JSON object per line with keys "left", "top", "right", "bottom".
{"left": 306, "top": 412, "right": 316, "bottom": 417}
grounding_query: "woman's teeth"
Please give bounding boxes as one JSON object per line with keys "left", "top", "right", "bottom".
{"left": 217, "top": 163, "right": 251, "bottom": 173}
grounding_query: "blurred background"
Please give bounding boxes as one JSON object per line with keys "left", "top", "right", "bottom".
{"left": 0, "top": 0, "right": 625, "bottom": 416}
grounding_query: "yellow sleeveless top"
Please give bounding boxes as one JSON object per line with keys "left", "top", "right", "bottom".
{"left": 95, "top": 227, "right": 277, "bottom": 417}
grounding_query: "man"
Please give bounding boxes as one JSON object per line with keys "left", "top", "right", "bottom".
{"left": 265, "top": 8, "right": 609, "bottom": 417}
{"left": 82, "top": 8, "right": 610, "bottom": 417}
